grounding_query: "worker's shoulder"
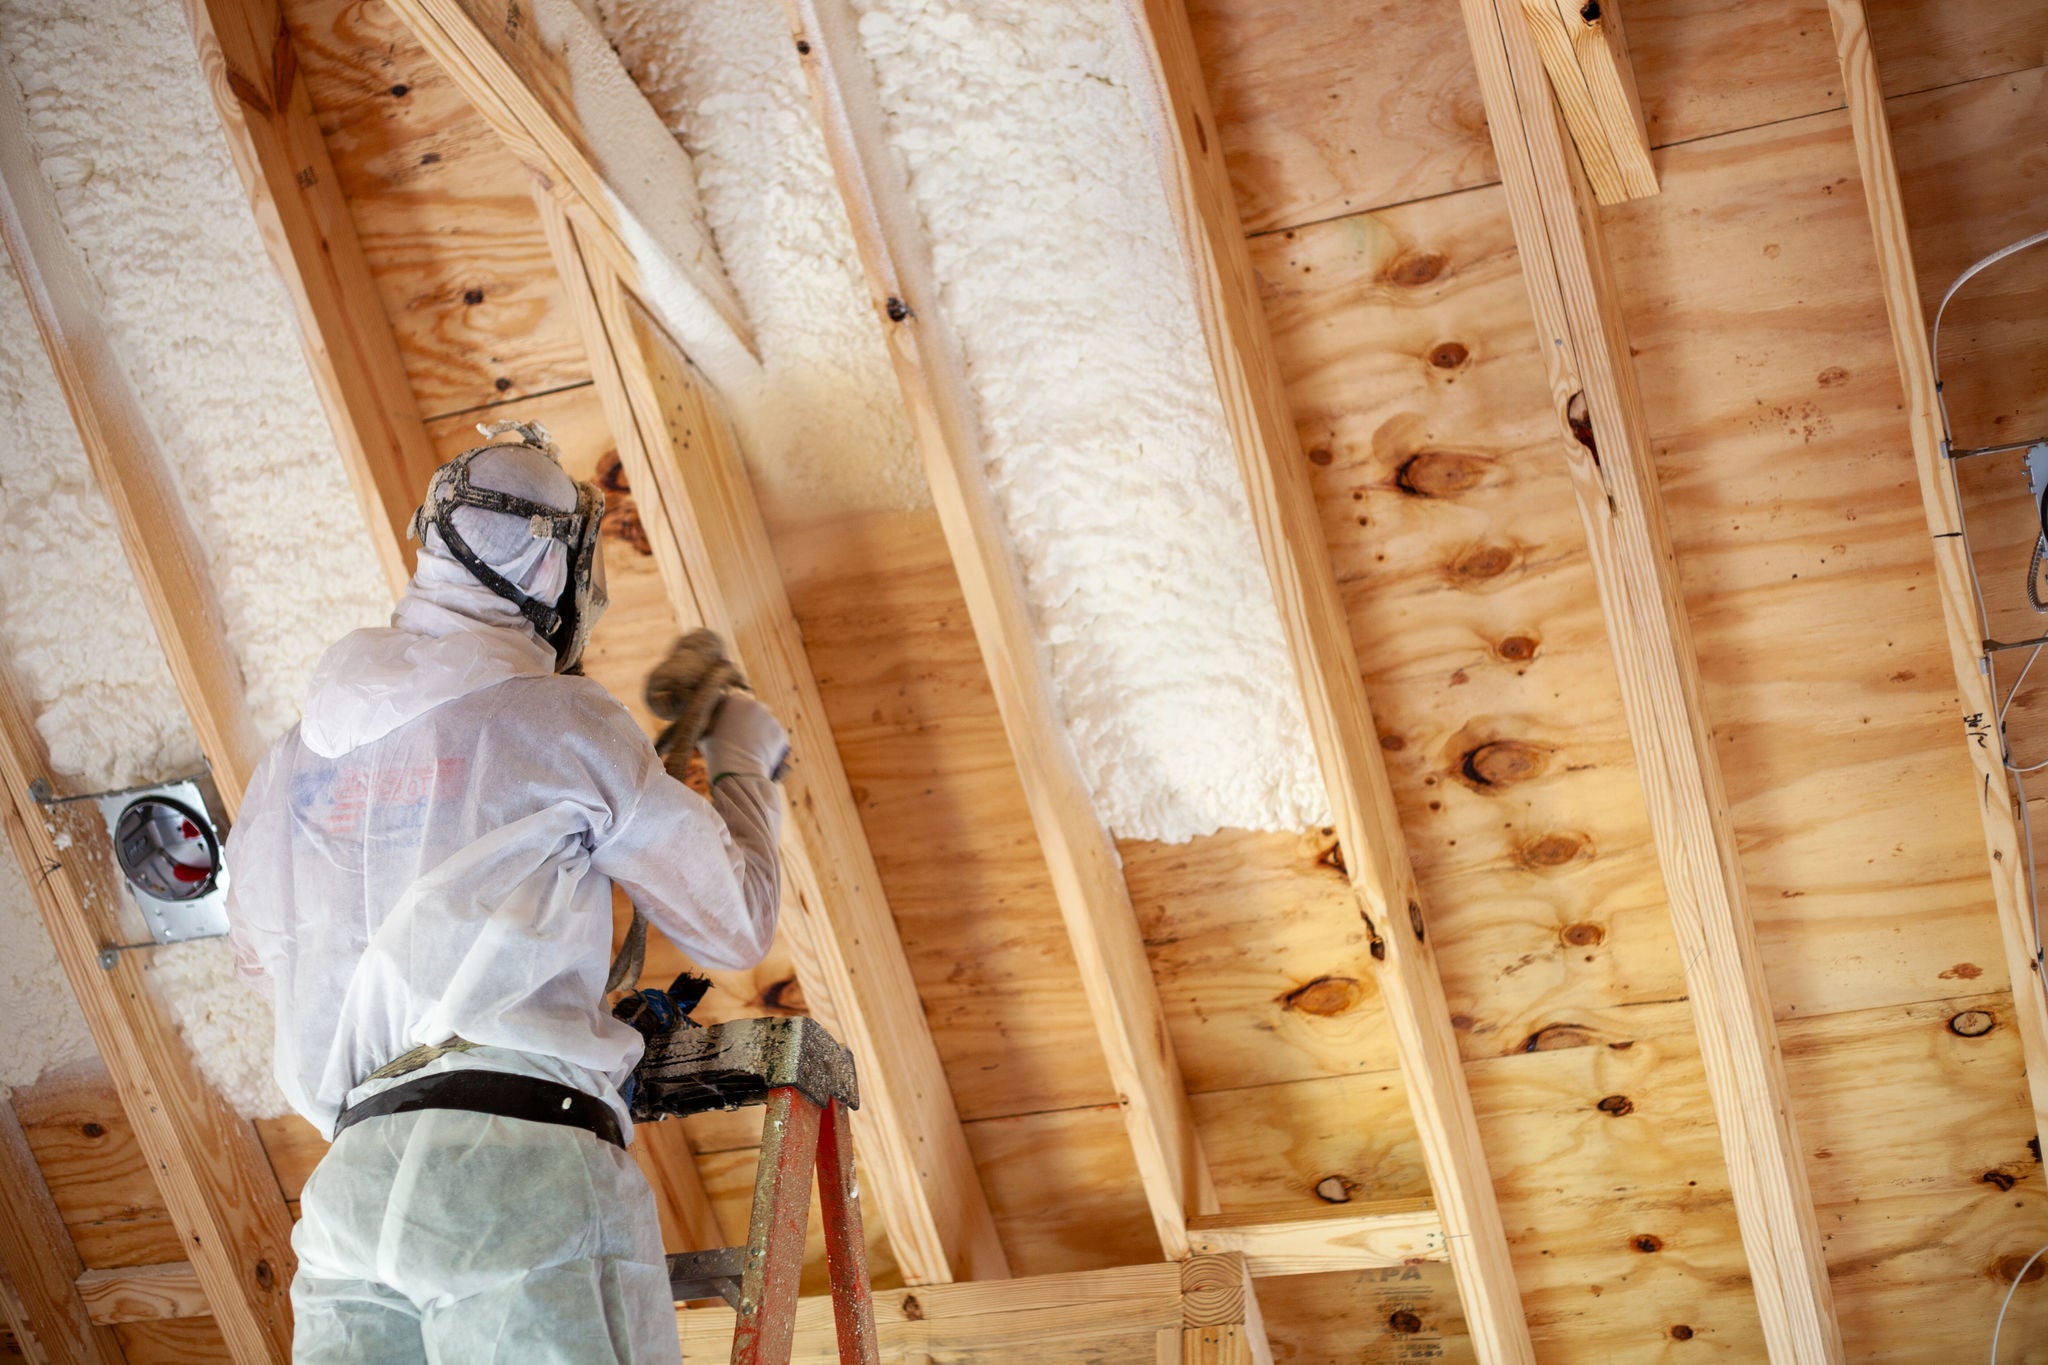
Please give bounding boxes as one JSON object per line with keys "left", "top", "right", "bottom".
{"left": 479, "top": 673, "right": 645, "bottom": 742}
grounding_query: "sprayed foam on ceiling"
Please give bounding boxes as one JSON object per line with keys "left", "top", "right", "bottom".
{"left": 588, "top": 0, "right": 1331, "bottom": 841}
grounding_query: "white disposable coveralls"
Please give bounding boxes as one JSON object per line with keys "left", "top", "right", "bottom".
{"left": 226, "top": 445, "right": 782, "bottom": 1363}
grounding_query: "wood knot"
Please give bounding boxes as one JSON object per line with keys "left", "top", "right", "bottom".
{"left": 1818, "top": 366, "right": 1850, "bottom": 388}
{"left": 389, "top": 83, "right": 410, "bottom": 98}
{"left": 1408, "top": 899, "right": 1425, "bottom": 940}
{"left": 1632, "top": 1234, "right": 1663, "bottom": 1253}
{"left": 1596, "top": 1094, "right": 1633, "bottom": 1116}
{"left": 1670, "top": 1325, "right": 1694, "bottom": 1341}
{"left": 885, "top": 296, "right": 911, "bottom": 322}
{"left": 1379, "top": 732, "right": 1405, "bottom": 751}
{"left": 1495, "top": 634, "right": 1539, "bottom": 663}
{"left": 595, "top": 450, "right": 653, "bottom": 556}
{"left": 1458, "top": 740, "right": 1550, "bottom": 790}
{"left": 1385, "top": 250, "right": 1446, "bottom": 286}
{"left": 1523, "top": 832, "right": 1591, "bottom": 870}
{"left": 462, "top": 287, "right": 484, "bottom": 306}
{"left": 762, "top": 977, "right": 806, "bottom": 1014}
{"left": 1313, "top": 1175, "right": 1354, "bottom": 1203}
{"left": 1560, "top": 920, "right": 1604, "bottom": 947}
{"left": 80, "top": 1122, "right": 105, "bottom": 1139}
{"left": 1449, "top": 542, "right": 1516, "bottom": 582}
{"left": 1280, "top": 975, "right": 1362, "bottom": 1017}
{"left": 1521, "top": 1023, "right": 1593, "bottom": 1052}
{"left": 1450, "top": 1013, "right": 1475, "bottom": 1030}
{"left": 1395, "top": 450, "right": 1490, "bottom": 498}
{"left": 1984, "top": 1170, "right": 2018, "bottom": 1192}
{"left": 494, "top": 377, "right": 513, "bottom": 392}
{"left": 1950, "top": 1009, "right": 1996, "bottom": 1037}
{"left": 900, "top": 1293, "right": 924, "bottom": 1320}
{"left": 255, "top": 1259, "right": 275, "bottom": 1290}
{"left": 1307, "top": 445, "right": 1334, "bottom": 466}
{"left": 1428, "top": 341, "right": 1469, "bottom": 369}
{"left": 1388, "top": 1310, "right": 1422, "bottom": 1334}
{"left": 1995, "top": 1252, "right": 2047, "bottom": 1286}
{"left": 795, "top": 38, "right": 811, "bottom": 54}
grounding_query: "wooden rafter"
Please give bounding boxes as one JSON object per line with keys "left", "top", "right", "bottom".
{"left": 782, "top": 0, "right": 1218, "bottom": 1260}
{"left": 1456, "top": 0, "right": 1844, "bottom": 1358}
{"left": 181, "top": 0, "right": 440, "bottom": 594}
{"left": 0, "top": 64, "right": 264, "bottom": 814}
{"left": 0, "top": 67, "right": 298, "bottom": 1360}
{"left": 1120, "top": 3, "right": 1535, "bottom": 1359}
{"left": 600, "top": 258, "right": 1011, "bottom": 1285}
{"left": 1820, "top": 0, "right": 2048, "bottom": 1139}
{"left": 0, "top": 664, "right": 295, "bottom": 1365}
{"left": 373, "top": 0, "right": 1006, "bottom": 1283}
{"left": 0, "top": 1098, "right": 122, "bottom": 1364}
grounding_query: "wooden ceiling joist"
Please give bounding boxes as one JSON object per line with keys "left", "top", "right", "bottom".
{"left": 1821, "top": 0, "right": 2048, "bottom": 1139}
{"left": 1121, "top": 4, "right": 1536, "bottom": 1360}
{"left": 0, "top": 1097, "right": 122, "bottom": 1364}
{"left": 783, "top": 0, "right": 1219, "bottom": 1262}
{"left": 181, "top": 0, "right": 440, "bottom": 595}
{"left": 0, "top": 64, "right": 264, "bottom": 815}
{"left": 1456, "top": 0, "right": 1845, "bottom": 1358}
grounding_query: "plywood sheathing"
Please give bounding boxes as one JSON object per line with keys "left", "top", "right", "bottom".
{"left": 1205, "top": 0, "right": 2048, "bottom": 1356}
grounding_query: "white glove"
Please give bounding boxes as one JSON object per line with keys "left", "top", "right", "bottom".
{"left": 699, "top": 692, "right": 790, "bottom": 782}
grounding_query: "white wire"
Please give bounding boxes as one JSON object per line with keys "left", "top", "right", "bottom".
{"left": 1993, "top": 1241, "right": 2048, "bottom": 1362}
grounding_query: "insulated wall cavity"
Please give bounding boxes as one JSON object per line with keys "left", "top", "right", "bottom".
{"left": 0, "top": 0, "right": 394, "bottom": 1113}
{"left": 848, "top": 0, "right": 1330, "bottom": 841}
{"left": 592, "top": 0, "right": 925, "bottom": 526}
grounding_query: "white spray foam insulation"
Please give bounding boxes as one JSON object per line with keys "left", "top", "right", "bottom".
{"left": 530, "top": 0, "right": 759, "bottom": 395}
{"left": 0, "top": 253, "right": 187, "bottom": 1091}
{"left": 0, "top": 0, "right": 400, "bottom": 1111}
{"left": 589, "top": 0, "right": 925, "bottom": 525}
{"left": 842, "top": 0, "right": 1331, "bottom": 840}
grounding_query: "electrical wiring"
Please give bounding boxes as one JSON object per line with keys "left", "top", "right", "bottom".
{"left": 1992, "top": 1241, "right": 2048, "bottom": 1363}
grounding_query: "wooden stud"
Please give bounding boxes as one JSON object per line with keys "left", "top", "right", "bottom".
{"left": 0, "top": 1099, "right": 122, "bottom": 1363}
{"left": 0, "top": 665, "right": 294, "bottom": 1364}
{"left": 528, "top": 180, "right": 1008, "bottom": 1284}
{"left": 1185, "top": 1199, "right": 1445, "bottom": 1278}
{"left": 1118, "top": 4, "right": 1535, "bottom": 1360}
{"left": 781, "top": 0, "right": 1219, "bottom": 1260}
{"left": 0, "top": 66, "right": 264, "bottom": 814}
{"left": 181, "top": 0, "right": 440, "bottom": 594}
{"left": 1455, "top": 1, "right": 1844, "bottom": 1359}
{"left": 1516, "top": 0, "right": 1657, "bottom": 204}
{"left": 75, "top": 1264, "right": 209, "bottom": 1328}
{"left": 1820, "top": 0, "right": 2048, "bottom": 1140}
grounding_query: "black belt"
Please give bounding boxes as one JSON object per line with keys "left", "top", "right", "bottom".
{"left": 332, "top": 1069, "right": 624, "bottom": 1149}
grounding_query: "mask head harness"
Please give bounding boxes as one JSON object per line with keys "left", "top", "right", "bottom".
{"left": 409, "top": 421, "right": 606, "bottom": 671}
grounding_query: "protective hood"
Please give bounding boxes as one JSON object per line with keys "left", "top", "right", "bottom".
{"left": 299, "top": 538, "right": 559, "bottom": 759}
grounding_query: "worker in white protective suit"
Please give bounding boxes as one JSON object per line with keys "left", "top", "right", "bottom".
{"left": 225, "top": 422, "right": 788, "bottom": 1364}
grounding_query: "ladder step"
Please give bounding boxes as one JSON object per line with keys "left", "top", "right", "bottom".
{"left": 668, "top": 1245, "right": 746, "bottom": 1309}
